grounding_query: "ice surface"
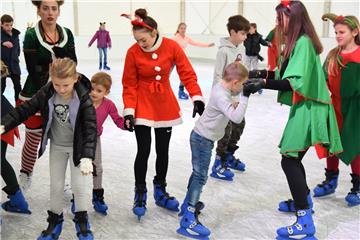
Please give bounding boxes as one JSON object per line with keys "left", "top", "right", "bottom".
{"left": 1, "top": 60, "right": 359, "bottom": 240}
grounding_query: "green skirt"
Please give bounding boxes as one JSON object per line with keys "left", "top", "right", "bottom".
{"left": 279, "top": 100, "right": 343, "bottom": 160}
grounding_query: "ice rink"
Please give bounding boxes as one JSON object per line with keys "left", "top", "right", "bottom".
{"left": 1, "top": 60, "right": 359, "bottom": 239}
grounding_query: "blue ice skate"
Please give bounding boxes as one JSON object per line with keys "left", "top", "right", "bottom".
{"left": 177, "top": 205, "right": 211, "bottom": 240}
{"left": 226, "top": 151, "right": 246, "bottom": 171}
{"left": 153, "top": 180, "right": 179, "bottom": 211}
{"left": 313, "top": 168, "right": 339, "bottom": 197}
{"left": 345, "top": 174, "right": 360, "bottom": 207}
{"left": 92, "top": 189, "right": 108, "bottom": 215}
{"left": 74, "top": 211, "right": 93, "bottom": 240}
{"left": 37, "top": 211, "right": 64, "bottom": 240}
{"left": 276, "top": 208, "right": 316, "bottom": 240}
{"left": 178, "top": 89, "right": 189, "bottom": 100}
{"left": 1, "top": 190, "right": 31, "bottom": 214}
{"left": 210, "top": 158, "right": 234, "bottom": 181}
{"left": 133, "top": 185, "right": 147, "bottom": 221}
{"left": 179, "top": 194, "right": 204, "bottom": 217}
{"left": 103, "top": 65, "right": 111, "bottom": 71}
{"left": 278, "top": 193, "right": 313, "bottom": 213}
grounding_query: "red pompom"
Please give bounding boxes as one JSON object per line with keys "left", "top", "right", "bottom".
{"left": 281, "top": 0, "right": 290, "bottom": 8}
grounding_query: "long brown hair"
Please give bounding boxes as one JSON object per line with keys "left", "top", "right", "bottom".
{"left": 175, "top": 22, "right": 186, "bottom": 35}
{"left": 323, "top": 14, "right": 360, "bottom": 76}
{"left": 275, "top": 1, "right": 323, "bottom": 60}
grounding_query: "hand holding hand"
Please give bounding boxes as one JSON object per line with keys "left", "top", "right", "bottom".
{"left": 124, "top": 115, "right": 135, "bottom": 132}
{"left": 192, "top": 101, "right": 205, "bottom": 118}
{"left": 243, "top": 78, "right": 266, "bottom": 94}
{"left": 79, "top": 158, "right": 93, "bottom": 175}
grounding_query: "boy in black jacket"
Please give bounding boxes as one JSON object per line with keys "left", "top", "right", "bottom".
{"left": 244, "top": 23, "right": 271, "bottom": 71}
{"left": 1, "top": 58, "right": 97, "bottom": 240}
{"left": 1, "top": 14, "right": 21, "bottom": 101}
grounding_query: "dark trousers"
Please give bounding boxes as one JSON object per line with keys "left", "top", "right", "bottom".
{"left": 216, "top": 119, "right": 246, "bottom": 159}
{"left": 281, "top": 150, "right": 309, "bottom": 210}
{"left": 134, "top": 125, "right": 172, "bottom": 186}
{"left": 1, "top": 141, "right": 20, "bottom": 195}
{"left": 1, "top": 74, "right": 21, "bottom": 101}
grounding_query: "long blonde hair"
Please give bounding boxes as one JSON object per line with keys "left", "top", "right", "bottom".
{"left": 49, "top": 58, "right": 78, "bottom": 80}
{"left": 323, "top": 14, "right": 360, "bottom": 77}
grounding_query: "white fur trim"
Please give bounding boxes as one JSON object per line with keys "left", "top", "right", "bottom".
{"left": 123, "top": 108, "right": 135, "bottom": 116}
{"left": 191, "top": 95, "right": 205, "bottom": 103}
{"left": 142, "top": 34, "right": 163, "bottom": 53}
{"left": 34, "top": 21, "right": 68, "bottom": 59}
{"left": 135, "top": 117, "right": 183, "bottom": 128}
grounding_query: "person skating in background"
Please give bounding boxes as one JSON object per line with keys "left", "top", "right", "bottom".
{"left": 88, "top": 22, "right": 112, "bottom": 70}
{"left": 121, "top": 9, "right": 205, "bottom": 220}
{"left": 211, "top": 14, "right": 250, "bottom": 182}
{"left": 312, "top": 13, "right": 360, "bottom": 207}
{"left": 244, "top": 23, "right": 271, "bottom": 94}
{"left": 265, "top": 27, "right": 279, "bottom": 71}
{"left": 174, "top": 22, "right": 214, "bottom": 100}
{"left": 1, "top": 14, "right": 22, "bottom": 101}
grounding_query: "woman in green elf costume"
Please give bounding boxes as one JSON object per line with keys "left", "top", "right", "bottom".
{"left": 244, "top": 1, "right": 343, "bottom": 239}
{"left": 313, "top": 14, "right": 360, "bottom": 207}
{"left": 17, "top": 0, "right": 77, "bottom": 193}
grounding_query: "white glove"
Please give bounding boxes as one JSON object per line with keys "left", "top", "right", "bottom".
{"left": 79, "top": 158, "right": 93, "bottom": 175}
{"left": 0, "top": 125, "right": 4, "bottom": 135}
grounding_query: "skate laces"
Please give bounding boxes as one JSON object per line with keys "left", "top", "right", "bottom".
{"left": 157, "top": 185, "right": 175, "bottom": 200}
{"left": 135, "top": 191, "right": 146, "bottom": 207}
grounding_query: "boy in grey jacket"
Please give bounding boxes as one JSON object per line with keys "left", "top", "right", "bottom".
{"left": 211, "top": 15, "right": 250, "bottom": 181}
{"left": 177, "top": 62, "right": 252, "bottom": 239}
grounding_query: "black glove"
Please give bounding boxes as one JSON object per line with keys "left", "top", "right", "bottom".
{"left": 124, "top": 115, "right": 135, "bottom": 132}
{"left": 243, "top": 78, "right": 266, "bottom": 94}
{"left": 192, "top": 101, "right": 205, "bottom": 118}
{"left": 242, "top": 84, "right": 252, "bottom": 97}
{"left": 52, "top": 46, "right": 68, "bottom": 59}
{"left": 258, "top": 55, "right": 264, "bottom": 62}
{"left": 248, "top": 69, "right": 275, "bottom": 80}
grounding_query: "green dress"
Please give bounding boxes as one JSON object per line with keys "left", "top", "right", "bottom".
{"left": 20, "top": 21, "right": 77, "bottom": 100}
{"left": 324, "top": 46, "right": 360, "bottom": 164}
{"left": 277, "top": 35, "right": 343, "bottom": 158}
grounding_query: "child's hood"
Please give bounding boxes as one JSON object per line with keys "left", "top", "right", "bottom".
{"left": 219, "top": 37, "right": 238, "bottom": 49}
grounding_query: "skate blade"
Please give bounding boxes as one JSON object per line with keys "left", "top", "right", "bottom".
{"left": 177, "top": 227, "right": 210, "bottom": 240}
{"left": 1, "top": 204, "right": 32, "bottom": 215}
{"left": 210, "top": 172, "right": 233, "bottom": 181}
{"left": 276, "top": 235, "right": 317, "bottom": 240}
{"left": 155, "top": 202, "right": 179, "bottom": 212}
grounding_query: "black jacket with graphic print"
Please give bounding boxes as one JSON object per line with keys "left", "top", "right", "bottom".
{"left": 1, "top": 74, "right": 97, "bottom": 166}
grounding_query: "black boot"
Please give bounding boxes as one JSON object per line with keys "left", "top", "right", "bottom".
{"left": 92, "top": 189, "right": 108, "bottom": 215}
{"left": 38, "top": 210, "right": 64, "bottom": 239}
{"left": 133, "top": 184, "right": 147, "bottom": 220}
{"left": 73, "top": 211, "right": 93, "bottom": 239}
{"left": 345, "top": 174, "right": 360, "bottom": 206}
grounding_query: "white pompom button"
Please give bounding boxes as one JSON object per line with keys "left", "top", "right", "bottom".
{"left": 154, "top": 66, "right": 161, "bottom": 72}
{"left": 152, "top": 53, "right": 158, "bottom": 59}
{"left": 155, "top": 75, "right": 161, "bottom": 81}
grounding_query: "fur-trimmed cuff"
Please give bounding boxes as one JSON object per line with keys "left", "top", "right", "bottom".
{"left": 191, "top": 95, "right": 205, "bottom": 103}
{"left": 123, "top": 108, "right": 135, "bottom": 116}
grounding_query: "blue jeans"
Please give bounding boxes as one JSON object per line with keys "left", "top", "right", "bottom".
{"left": 187, "top": 130, "right": 214, "bottom": 206}
{"left": 98, "top": 47, "right": 108, "bottom": 65}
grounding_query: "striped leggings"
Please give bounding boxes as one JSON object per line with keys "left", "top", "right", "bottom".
{"left": 21, "top": 130, "right": 42, "bottom": 174}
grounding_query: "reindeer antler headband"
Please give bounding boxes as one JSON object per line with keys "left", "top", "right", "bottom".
{"left": 121, "top": 13, "right": 154, "bottom": 31}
